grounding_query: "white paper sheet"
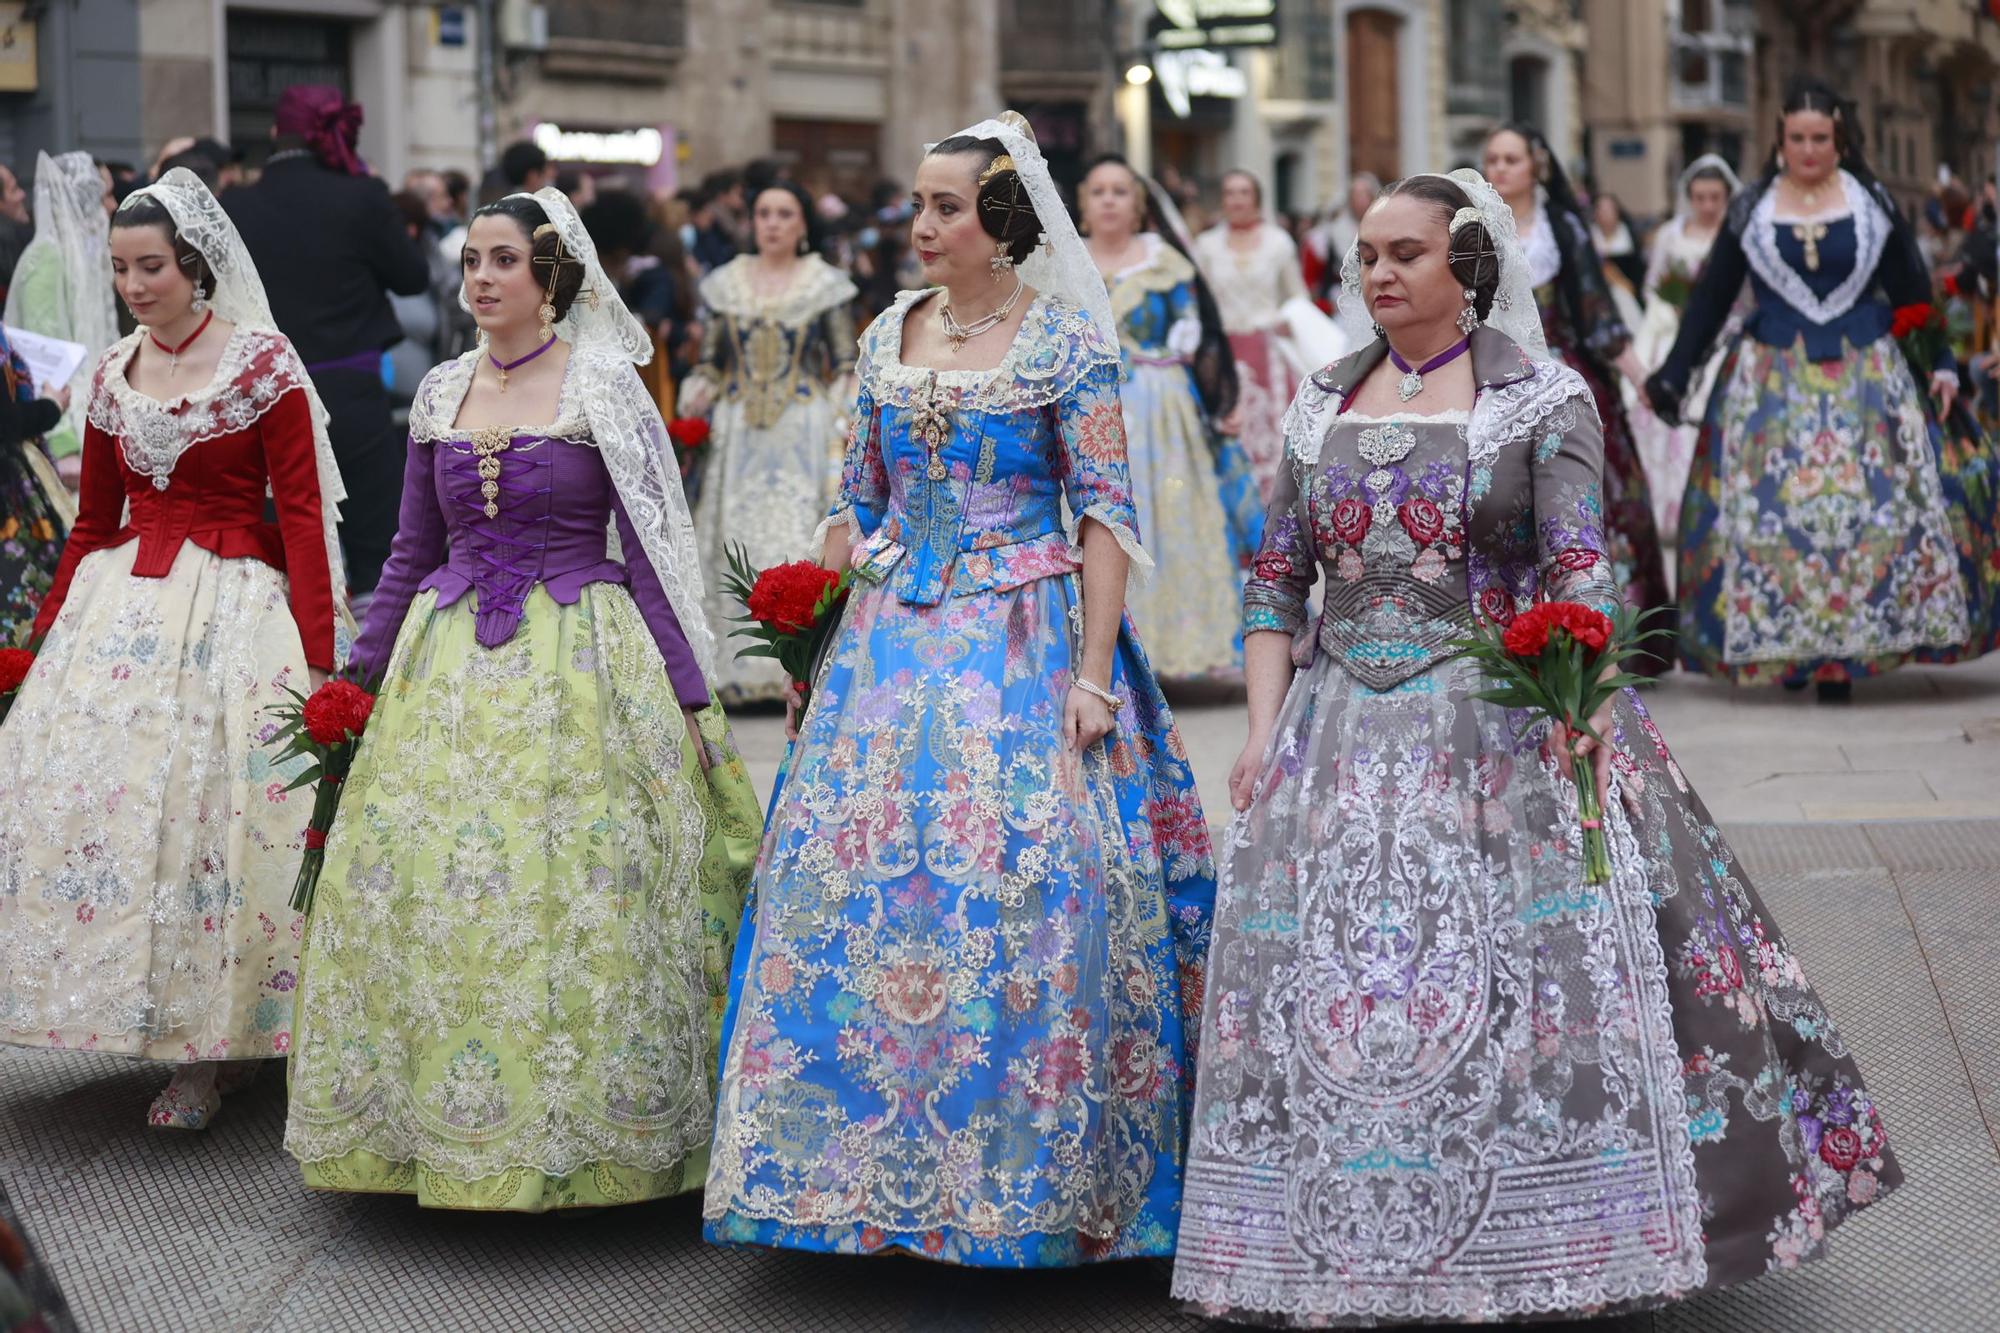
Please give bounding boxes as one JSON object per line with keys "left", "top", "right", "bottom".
{"left": 3, "top": 325, "right": 87, "bottom": 395}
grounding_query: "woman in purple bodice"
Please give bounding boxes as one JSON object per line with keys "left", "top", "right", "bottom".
{"left": 282, "top": 190, "right": 762, "bottom": 1212}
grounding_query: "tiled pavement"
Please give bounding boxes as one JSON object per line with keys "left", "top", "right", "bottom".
{"left": 6, "top": 660, "right": 2000, "bottom": 1331}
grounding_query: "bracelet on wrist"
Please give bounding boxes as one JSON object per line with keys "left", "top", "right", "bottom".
{"left": 1072, "top": 675, "right": 1122, "bottom": 714}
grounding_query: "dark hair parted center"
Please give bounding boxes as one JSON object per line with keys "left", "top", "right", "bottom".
{"left": 110, "top": 195, "right": 215, "bottom": 294}
{"left": 1377, "top": 176, "right": 1501, "bottom": 321}
{"left": 470, "top": 196, "right": 588, "bottom": 323}
{"left": 926, "top": 135, "right": 1042, "bottom": 266}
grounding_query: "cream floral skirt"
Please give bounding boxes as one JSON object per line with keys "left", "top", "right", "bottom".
{"left": 0, "top": 542, "right": 309, "bottom": 1061}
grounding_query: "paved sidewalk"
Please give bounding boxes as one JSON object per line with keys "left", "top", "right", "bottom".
{"left": 5, "top": 661, "right": 1998, "bottom": 1331}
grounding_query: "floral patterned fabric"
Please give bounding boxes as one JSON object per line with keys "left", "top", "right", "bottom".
{"left": 285, "top": 586, "right": 760, "bottom": 1210}
{"left": 1109, "top": 237, "right": 1252, "bottom": 679}
{"left": 0, "top": 450, "right": 64, "bottom": 647}
{"left": 1172, "top": 332, "right": 1899, "bottom": 1324}
{"left": 0, "top": 540, "right": 309, "bottom": 1060}
{"left": 685, "top": 256, "right": 857, "bottom": 704}
{"left": 704, "top": 291, "right": 1217, "bottom": 1266}
{"left": 1674, "top": 214, "right": 1999, "bottom": 682}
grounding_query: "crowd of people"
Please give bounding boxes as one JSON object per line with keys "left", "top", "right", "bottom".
{"left": 1, "top": 71, "right": 1995, "bottom": 1330}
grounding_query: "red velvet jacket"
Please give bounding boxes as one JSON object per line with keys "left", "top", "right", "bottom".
{"left": 32, "top": 331, "right": 337, "bottom": 669}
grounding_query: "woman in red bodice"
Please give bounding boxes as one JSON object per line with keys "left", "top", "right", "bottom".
{"left": 0, "top": 168, "right": 350, "bottom": 1130}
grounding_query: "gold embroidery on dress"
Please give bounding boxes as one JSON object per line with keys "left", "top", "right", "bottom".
{"left": 468, "top": 426, "right": 514, "bottom": 518}
{"left": 738, "top": 318, "right": 797, "bottom": 430}
{"left": 910, "top": 372, "right": 952, "bottom": 482}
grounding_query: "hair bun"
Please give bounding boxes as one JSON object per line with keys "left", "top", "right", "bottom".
{"left": 996, "top": 109, "right": 1036, "bottom": 145}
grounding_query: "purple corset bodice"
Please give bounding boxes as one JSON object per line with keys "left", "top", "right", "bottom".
{"left": 422, "top": 433, "right": 629, "bottom": 646}
{"left": 349, "top": 430, "right": 709, "bottom": 706}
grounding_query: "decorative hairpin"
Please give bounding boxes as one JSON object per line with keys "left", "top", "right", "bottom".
{"left": 978, "top": 154, "right": 1016, "bottom": 187}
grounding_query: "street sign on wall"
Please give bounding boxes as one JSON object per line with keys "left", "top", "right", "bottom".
{"left": 1151, "top": 0, "right": 1278, "bottom": 49}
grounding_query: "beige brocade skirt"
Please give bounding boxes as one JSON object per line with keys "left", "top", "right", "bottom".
{"left": 0, "top": 541, "right": 310, "bottom": 1061}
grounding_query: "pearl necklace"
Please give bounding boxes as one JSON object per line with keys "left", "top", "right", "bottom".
{"left": 939, "top": 275, "right": 1026, "bottom": 353}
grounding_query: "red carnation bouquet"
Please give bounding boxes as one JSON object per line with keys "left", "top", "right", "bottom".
{"left": 1892, "top": 302, "right": 1947, "bottom": 381}
{"left": 666, "top": 417, "right": 709, "bottom": 477}
{"left": 0, "top": 646, "right": 33, "bottom": 724}
{"left": 1449, "top": 602, "right": 1667, "bottom": 884}
{"left": 266, "top": 678, "right": 377, "bottom": 915}
{"left": 717, "top": 543, "right": 851, "bottom": 716}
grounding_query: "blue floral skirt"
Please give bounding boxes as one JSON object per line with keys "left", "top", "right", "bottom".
{"left": 1678, "top": 333, "right": 1999, "bottom": 682}
{"left": 704, "top": 569, "right": 1217, "bottom": 1266}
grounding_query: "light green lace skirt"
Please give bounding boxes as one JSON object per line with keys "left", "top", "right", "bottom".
{"left": 283, "top": 584, "right": 760, "bottom": 1211}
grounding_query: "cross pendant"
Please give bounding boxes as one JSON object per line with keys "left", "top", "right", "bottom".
{"left": 496, "top": 367, "right": 509, "bottom": 392}
{"left": 1792, "top": 221, "right": 1827, "bottom": 273}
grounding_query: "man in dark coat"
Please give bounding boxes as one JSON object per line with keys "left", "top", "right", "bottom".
{"left": 224, "top": 84, "right": 429, "bottom": 598}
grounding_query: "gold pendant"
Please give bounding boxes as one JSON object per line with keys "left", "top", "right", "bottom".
{"left": 496, "top": 367, "right": 508, "bottom": 392}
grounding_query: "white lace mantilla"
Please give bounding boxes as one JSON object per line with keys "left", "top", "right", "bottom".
{"left": 1467, "top": 357, "right": 1593, "bottom": 468}
{"left": 859, "top": 289, "right": 1120, "bottom": 414}
{"left": 1744, "top": 170, "right": 1887, "bottom": 327}
{"left": 697, "top": 254, "right": 857, "bottom": 325}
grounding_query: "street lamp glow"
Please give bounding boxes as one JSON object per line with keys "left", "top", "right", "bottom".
{"left": 1125, "top": 63, "right": 1154, "bottom": 86}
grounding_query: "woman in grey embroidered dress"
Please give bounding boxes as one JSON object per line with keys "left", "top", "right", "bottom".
{"left": 677, "top": 180, "right": 857, "bottom": 704}
{"left": 1172, "top": 170, "right": 1900, "bottom": 1325}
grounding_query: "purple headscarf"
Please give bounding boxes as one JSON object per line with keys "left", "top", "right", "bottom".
{"left": 274, "top": 85, "right": 365, "bottom": 176}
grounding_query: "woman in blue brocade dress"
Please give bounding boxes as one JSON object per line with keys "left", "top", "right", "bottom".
{"left": 1648, "top": 80, "right": 1999, "bottom": 699}
{"left": 1082, "top": 153, "right": 1260, "bottom": 680}
{"left": 704, "top": 114, "right": 1216, "bottom": 1267}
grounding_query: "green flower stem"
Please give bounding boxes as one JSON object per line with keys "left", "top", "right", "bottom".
{"left": 1572, "top": 738, "right": 1611, "bottom": 886}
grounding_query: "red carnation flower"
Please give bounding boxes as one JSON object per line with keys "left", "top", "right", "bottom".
{"left": 1398, "top": 495, "right": 1445, "bottom": 546}
{"left": 1819, "top": 1125, "right": 1864, "bottom": 1172}
{"left": 666, "top": 417, "right": 710, "bottom": 450}
{"left": 1500, "top": 601, "right": 1614, "bottom": 658}
{"left": 1890, "top": 303, "right": 1936, "bottom": 340}
{"left": 746, "top": 560, "right": 841, "bottom": 635}
{"left": 1942, "top": 273, "right": 1961, "bottom": 298}
{"left": 0, "top": 647, "right": 32, "bottom": 694}
{"left": 301, "top": 680, "right": 376, "bottom": 747}
{"left": 1329, "top": 497, "right": 1371, "bottom": 546}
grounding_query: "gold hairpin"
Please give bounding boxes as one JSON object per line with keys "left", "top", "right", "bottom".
{"left": 978, "top": 154, "right": 1016, "bottom": 187}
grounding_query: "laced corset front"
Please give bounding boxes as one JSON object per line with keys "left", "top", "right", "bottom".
{"left": 427, "top": 429, "right": 625, "bottom": 647}
{"left": 349, "top": 357, "right": 709, "bottom": 704}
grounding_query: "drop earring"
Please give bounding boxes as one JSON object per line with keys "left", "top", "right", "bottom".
{"left": 1457, "top": 288, "right": 1481, "bottom": 335}
{"left": 1370, "top": 319, "right": 1385, "bottom": 339}
{"left": 990, "top": 241, "right": 1014, "bottom": 283}
{"left": 190, "top": 279, "right": 208, "bottom": 316}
